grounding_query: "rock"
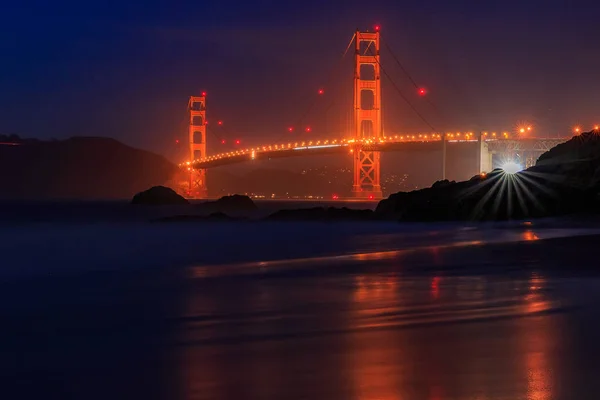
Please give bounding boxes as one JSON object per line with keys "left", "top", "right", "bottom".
{"left": 533, "top": 130, "right": 600, "bottom": 188}
{"left": 431, "top": 179, "right": 455, "bottom": 188}
{"left": 265, "top": 207, "right": 374, "bottom": 221}
{"left": 131, "top": 186, "right": 189, "bottom": 205}
{"left": 211, "top": 194, "right": 257, "bottom": 212}
{"left": 197, "top": 194, "right": 257, "bottom": 214}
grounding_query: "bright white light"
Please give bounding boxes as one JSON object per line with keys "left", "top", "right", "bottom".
{"left": 292, "top": 144, "right": 343, "bottom": 150}
{"left": 501, "top": 161, "right": 523, "bottom": 174}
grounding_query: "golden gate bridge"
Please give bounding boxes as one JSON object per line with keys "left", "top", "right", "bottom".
{"left": 180, "top": 28, "right": 569, "bottom": 199}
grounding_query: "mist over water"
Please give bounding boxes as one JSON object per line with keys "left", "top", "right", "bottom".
{"left": 2, "top": 200, "right": 600, "bottom": 399}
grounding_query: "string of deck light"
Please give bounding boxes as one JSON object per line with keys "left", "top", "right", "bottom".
{"left": 183, "top": 132, "right": 517, "bottom": 168}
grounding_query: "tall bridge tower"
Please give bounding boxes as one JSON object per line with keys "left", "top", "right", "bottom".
{"left": 352, "top": 29, "right": 383, "bottom": 199}
{"left": 188, "top": 94, "right": 207, "bottom": 197}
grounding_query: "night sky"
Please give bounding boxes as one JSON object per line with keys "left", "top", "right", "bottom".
{"left": 1, "top": 0, "right": 599, "bottom": 160}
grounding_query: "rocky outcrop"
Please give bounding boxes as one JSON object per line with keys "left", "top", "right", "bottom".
{"left": 131, "top": 186, "right": 189, "bottom": 205}
{"left": 376, "top": 131, "right": 600, "bottom": 221}
{"left": 534, "top": 131, "right": 600, "bottom": 189}
{"left": 197, "top": 195, "right": 257, "bottom": 214}
{"left": 265, "top": 207, "right": 374, "bottom": 221}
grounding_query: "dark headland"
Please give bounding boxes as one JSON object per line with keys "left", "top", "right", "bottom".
{"left": 0, "top": 136, "right": 178, "bottom": 199}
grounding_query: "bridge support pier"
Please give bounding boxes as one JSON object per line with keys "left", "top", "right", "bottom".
{"left": 351, "top": 29, "right": 383, "bottom": 200}
{"left": 352, "top": 148, "right": 383, "bottom": 199}
{"left": 477, "top": 132, "right": 492, "bottom": 174}
{"left": 188, "top": 94, "right": 208, "bottom": 198}
{"left": 441, "top": 133, "right": 447, "bottom": 180}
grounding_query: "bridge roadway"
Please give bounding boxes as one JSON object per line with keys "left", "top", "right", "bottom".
{"left": 182, "top": 135, "right": 569, "bottom": 170}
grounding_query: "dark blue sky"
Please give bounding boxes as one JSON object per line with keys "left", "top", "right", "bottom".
{"left": 1, "top": 0, "right": 599, "bottom": 159}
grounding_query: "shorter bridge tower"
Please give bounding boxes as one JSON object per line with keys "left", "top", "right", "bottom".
{"left": 352, "top": 29, "right": 383, "bottom": 199}
{"left": 188, "top": 94, "right": 207, "bottom": 198}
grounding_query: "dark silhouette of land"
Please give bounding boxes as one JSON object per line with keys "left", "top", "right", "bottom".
{"left": 148, "top": 130, "right": 600, "bottom": 222}
{"left": 5, "top": 131, "right": 600, "bottom": 223}
{"left": 0, "top": 136, "right": 178, "bottom": 199}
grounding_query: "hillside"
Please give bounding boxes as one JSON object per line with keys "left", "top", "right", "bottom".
{"left": 0, "top": 137, "right": 179, "bottom": 199}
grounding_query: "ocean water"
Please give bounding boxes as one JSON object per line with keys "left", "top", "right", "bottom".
{"left": 2, "top": 200, "right": 600, "bottom": 399}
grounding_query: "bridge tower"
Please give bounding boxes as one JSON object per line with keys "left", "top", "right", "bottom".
{"left": 188, "top": 94, "right": 207, "bottom": 198}
{"left": 352, "top": 29, "right": 383, "bottom": 199}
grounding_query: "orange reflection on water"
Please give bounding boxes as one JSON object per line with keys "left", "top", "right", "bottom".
{"left": 522, "top": 230, "right": 539, "bottom": 241}
{"left": 355, "top": 251, "right": 400, "bottom": 261}
{"left": 350, "top": 274, "right": 405, "bottom": 400}
{"left": 522, "top": 272, "right": 554, "bottom": 400}
{"left": 526, "top": 350, "right": 553, "bottom": 400}
{"left": 353, "top": 275, "right": 398, "bottom": 304}
{"left": 523, "top": 272, "right": 551, "bottom": 314}
{"left": 431, "top": 276, "right": 440, "bottom": 300}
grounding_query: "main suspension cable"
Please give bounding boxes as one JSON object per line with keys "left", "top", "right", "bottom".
{"left": 368, "top": 46, "right": 437, "bottom": 131}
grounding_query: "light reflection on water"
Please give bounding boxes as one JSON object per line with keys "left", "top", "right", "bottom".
{"left": 521, "top": 273, "right": 554, "bottom": 400}
{"left": 188, "top": 226, "right": 598, "bottom": 280}
{"left": 6, "top": 218, "right": 600, "bottom": 399}
{"left": 523, "top": 230, "right": 540, "bottom": 241}
{"left": 340, "top": 271, "right": 559, "bottom": 400}
{"left": 179, "top": 252, "right": 580, "bottom": 399}
{"left": 168, "top": 226, "right": 600, "bottom": 399}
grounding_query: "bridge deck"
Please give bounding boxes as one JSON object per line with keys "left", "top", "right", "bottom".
{"left": 181, "top": 136, "right": 569, "bottom": 170}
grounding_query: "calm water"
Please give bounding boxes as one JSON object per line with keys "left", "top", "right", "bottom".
{"left": 1, "top": 201, "right": 600, "bottom": 399}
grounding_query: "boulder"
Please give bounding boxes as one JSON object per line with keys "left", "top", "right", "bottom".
{"left": 131, "top": 186, "right": 189, "bottom": 205}
{"left": 197, "top": 194, "right": 257, "bottom": 214}
{"left": 211, "top": 194, "right": 257, "bottom": 212}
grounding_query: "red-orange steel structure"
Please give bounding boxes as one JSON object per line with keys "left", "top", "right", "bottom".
{"left": 353, "top": 30, "right": 383, "bottom": 199}
{"left": 188, "top": 94, "right": 207, "bottom": 197}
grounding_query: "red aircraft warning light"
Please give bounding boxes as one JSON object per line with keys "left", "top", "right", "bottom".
{"left": 318, "top": 89, "right": 324, "bottom": 95}
{"left": 175, "top": 139, "right": 179, "bottom": 144}
{"left": 218, "top": 121, "right": 223, "bottom": 125}
{"left": 221, "top": 140, "right": 226, "bottom": 144}
{"left": 201, "top": 91, "right": 206, "bottom": 97}
{"left": 305, "top": 126, "right": 312, "bottom": 132}
{"left": 374, "top": 25, "right": 381, "bottom": 31}
{"left": 368, "top": 194, "right": 374, "bottom": 200}
{"left": 418, "top": 88, "right": 427, "bottom": 96}
{"left": 235, "top": 139, "right": 241, "bottom": 145}
{"left": 288, "top": 127, "right": 294, "bottom": 132}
